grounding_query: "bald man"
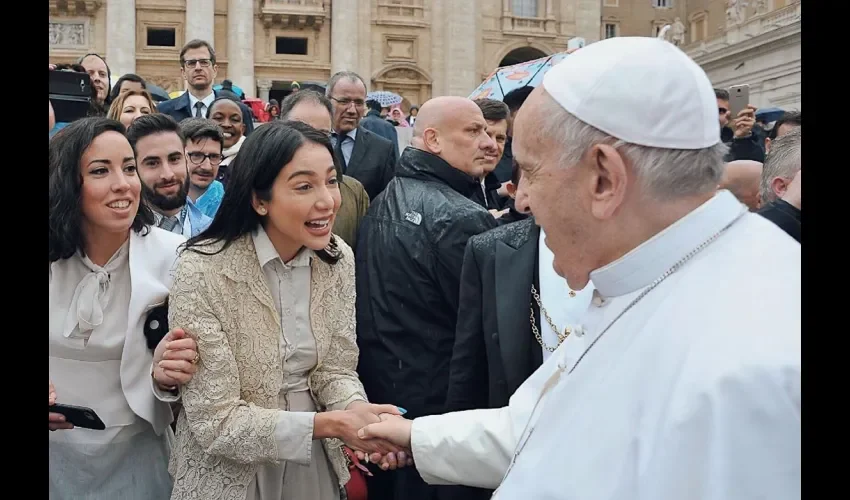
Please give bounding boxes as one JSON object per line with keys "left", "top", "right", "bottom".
{"left": 355, "top": 96, "right": 499, "bottom": 500}
{"left": 719, "top": 160, "right": 763, "bottom": 211}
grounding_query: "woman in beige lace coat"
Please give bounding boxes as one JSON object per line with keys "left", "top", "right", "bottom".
{"left": 168, "top": 121, "right": 404, "bottom": 500}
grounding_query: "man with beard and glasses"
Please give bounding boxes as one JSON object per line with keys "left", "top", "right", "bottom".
{"left": 179, "top": 118, "right": 226, "bottom": 218}
{"left": 157, "top": 39, "right": 254, "bottom": 136}
{"left": 126, "top": 114, "right": 212, "bottom": 237}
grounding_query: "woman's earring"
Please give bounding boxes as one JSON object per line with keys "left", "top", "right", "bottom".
{"left": 258, "top": 207, "right": 267, "bottom": 215}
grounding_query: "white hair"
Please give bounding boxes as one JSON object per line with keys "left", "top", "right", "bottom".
{"left": 539, "top": 92, "right": 728, "bottom": 200}
{"left": 760, "top": 127, "right": 801, "bottom": 204}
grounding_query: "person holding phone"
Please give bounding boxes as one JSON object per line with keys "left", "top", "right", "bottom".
{"left": 49, "top": 117, "right": 199, "bottom": 499}
{"left": 715, "top": 86, "right": 765, "bottom": 162}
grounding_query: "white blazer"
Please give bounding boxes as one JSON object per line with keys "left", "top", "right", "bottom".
{"left": 122, "top": 227, "right": 186, "bottom": 434}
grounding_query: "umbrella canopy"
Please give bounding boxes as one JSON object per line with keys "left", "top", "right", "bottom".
{"left": 146, "top": 83, "right": 171, "bottom": 102}
{"left": 468, "top": 51, "right": 574, "bottom": 101}
{"left": 366, "top": 91, "right": 403, "bottom": 107}
{"left": 169, "top": 90, "right": 185, "bottom": 99}
{"left": 214, "top": 82, "right": 245, "bottom": 98}
{"left": 755, "top": 107, "right": 786, "bottom": 123}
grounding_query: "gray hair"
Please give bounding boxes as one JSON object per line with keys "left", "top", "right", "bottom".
{"left": 760, "top": 127, "right": 801, "bottom": 204}
{"left": 326, "top": 71, "right": 367, "bottom": 97}
{"left": 538, "top": 92, "right": 728, "bottom": 200}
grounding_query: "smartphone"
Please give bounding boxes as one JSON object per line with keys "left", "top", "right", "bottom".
{"left": 49, "top": 403, "right": 106, "bottom": 430}
{"left": 728, "top": 84, "right": 750, "bottom": 119}
{"left": 49, "top": 70, "right": 92, "bottom": 124}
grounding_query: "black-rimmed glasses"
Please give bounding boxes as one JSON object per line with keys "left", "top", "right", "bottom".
{"left": 187, "top": 152, "right": 224, "bottom": 165}
{"left": 184, "top": 59, "right": 213, "bottom": 68}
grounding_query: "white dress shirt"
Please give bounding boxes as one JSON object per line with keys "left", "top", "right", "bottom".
{"left": 409, "top": 191, "right": 801, "bottom": 500}
{"left": 335, "top": 128, "right": 357, "bottom": 165}
{"left": 536, "top": 228, "right": 594, "bottom": 361}
{"left": 188, "top": 91, "right": 216, "bottom": 119}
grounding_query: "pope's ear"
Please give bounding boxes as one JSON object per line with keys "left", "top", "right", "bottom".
{"left": 587, "top": 144, "right": 627, "bottom": 220}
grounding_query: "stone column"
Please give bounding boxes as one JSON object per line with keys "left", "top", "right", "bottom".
{"left": 227, "top": 0, "right": 255, "bottom": 97}
{"left": 185, "top": 0, "right": 215, "bottom": 45}
{"left": 330, "top": 0, "right": 359, "bottom": 75}
{"left": 443, "top": 0, "right": 477, "bottom": 96}
{"left": 106, "top": 0, "right": 136, "bottom": 77}
{"left": 257, "top": 79, "right": 272, "bottom": 103}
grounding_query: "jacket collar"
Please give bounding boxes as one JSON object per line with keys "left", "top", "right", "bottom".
{"left": 396, "top": 147, "right": 480, "bottom": 197}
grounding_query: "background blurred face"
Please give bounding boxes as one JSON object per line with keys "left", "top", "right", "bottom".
{"left": 119, "top": 80, "right": 144, "bottom": 95}
{"left": 252, "top": 142, "right": 341, "bottom": 261}
{"left": 482, "top": 118, "right": 508, "bottom": 174}
{"left": 431, "top": 104, "right": 496, "bottom": 179}
{"left": 81, "top": 55, "right": 109, "bottom": 104}
{"left": 80, "top": 131, "right": 141, "bottom": 237}
{"left": 514, "top": 90, "right": 594, "bottom": 289}
{"left": 186, "top": 137, "right": 223, "bottom": 191}
{"left": 717, "top": 97, "right": 730, "bottom": 128}
{"left": 119, "top": 95, "right": 152, "bottom": 128}
{"left": 135, "top": 132, "right": 189, "bottom": 212}
{"left": 329, "top": 78, "right": 366, "bottom": 133}
{"left": 181, "top": 46, "right": 217, "bottom": 92}
{"left": 209, "top": 100, "right": 245, "bottom": 148}
{"left": 287, "top": 101, "right": 333, "bottom": 133}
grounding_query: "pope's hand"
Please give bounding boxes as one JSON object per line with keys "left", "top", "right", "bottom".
{"left": 357, "top": 413, "right": 413, "bottom": 452}
{"left": 153, "top": 328, "right": 198, "bottom": 389}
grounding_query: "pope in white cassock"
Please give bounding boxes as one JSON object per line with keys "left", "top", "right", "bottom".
{"left": 356, "top": 36, "right": 801, "bottom": 499}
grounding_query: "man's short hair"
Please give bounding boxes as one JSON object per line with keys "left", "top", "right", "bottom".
{"left": 714, "top": 88, "right": 730, "bottom": 101}
{"left": 768, "top": 110, "right": 801, "bottom": 140}
{"left": 126, "top": 113, "right": 186, "bottom": 150}
{"left": 503, "top": 86, "right": 535, "bottom": 113}
{"left": 179, "top": 118, "right": 225, "bottom": 152}
{"left": 760, "top": 127, "right": 801, "bottom": 204}
{"left": 180, "top": 39, "right": 216, "bottom": 66}
{"left": 326, "top": 71, "right": 367, "bottom": 96}
{"left": 280, "top": 90, "right": 334, "bottom": 120}
{"left": 474, "top": 98, "right": 511, "bottom": 123}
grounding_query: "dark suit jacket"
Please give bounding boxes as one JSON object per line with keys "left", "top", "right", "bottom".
{"left": 441, "top": 217, "right": 542, "bottom": 500}
{"left": 446, "top": 217, "right": 542, "bottom": 412}
{"left": 343, "top": 126, "right": 397, "bottom": 201}
{"left": 759, "top": 199, "right": 801, "bottom": 243}
{"left": 360, "top": 111, "right": 400, "bottom": 158}
{"left": 155, "top": 91, "right": 255, "bottom": 135}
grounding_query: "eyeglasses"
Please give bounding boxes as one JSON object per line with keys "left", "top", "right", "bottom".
{"left": 330, "top": 97, "right": 366, "bottom": 108}
{"left": 718, "top": 107, "right": 728, "bottom": 115}
{"left": 187, "top": 152, "right": 224, "bottom": 165}
{"left": 184, "top": 59, "right": 213, "bottom": 68}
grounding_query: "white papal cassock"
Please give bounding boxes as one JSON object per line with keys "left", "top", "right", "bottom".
{"left": 410, "top": 190, "right": 801, "bottom": 500}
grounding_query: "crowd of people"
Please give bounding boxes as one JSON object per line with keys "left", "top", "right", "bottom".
{"left": 49, "top": 34, "right": 800, "bottom": 500}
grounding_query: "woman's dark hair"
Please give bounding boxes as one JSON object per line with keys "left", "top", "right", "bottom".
{"left": 184, "top": 120, "right": 342, "bottom": 264}
{"left": 205, "top": 95, "right": 244, "bottom": 119}
{"left": 49, "top": 117, "right": 155, "bottom": 263}
{"left": 110, "top": 73, "right": 147, "bottom": 102}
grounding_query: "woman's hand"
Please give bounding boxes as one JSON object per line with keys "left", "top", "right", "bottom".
{"left": 315, "top": 410, "right": 403, "bottom": 458}
{"left": 152, "top": 328, "right": 198, "bottom": 389}
{"left": 345, "top": 402, "right": 413, "bottom": 470}
{"left": 49, "top": 380, "right": 73, "bottom": 431}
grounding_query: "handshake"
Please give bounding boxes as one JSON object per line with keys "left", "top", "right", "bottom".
{"left": 318, "top": 401, "right": 416, "bottom": 471}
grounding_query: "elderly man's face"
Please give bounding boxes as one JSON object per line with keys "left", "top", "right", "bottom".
{"left": 513, "top": 89, "right": 594, "bottom": 289}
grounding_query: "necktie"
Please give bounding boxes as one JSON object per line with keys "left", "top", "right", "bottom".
{"left": 159, "top": 216, "right": 179, "bottom": 232}
{"left": 333, "top": 133, "right": 347, "bottom": 172}
{"left": 194, "top": 101, "right": 204, "bottom": 118}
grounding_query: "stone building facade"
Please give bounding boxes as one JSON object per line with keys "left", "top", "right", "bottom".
{"left": 601, "top": 0, "right": 801, "bottom": 110}
{"left": 49, "top": 0, "right": 601, "bottom": 108}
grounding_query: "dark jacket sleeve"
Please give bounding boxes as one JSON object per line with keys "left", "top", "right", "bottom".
{"left": 434, "top": 212, "right": 498, "bottom": 310}
{"left": 725, "top": 134, "right": 765, "bottom": 162}
{"left": 445, "top": 242, "right": 488, "bottom": 412}
{"left": 381, "top": 142, "right": 397, "bottom": 192}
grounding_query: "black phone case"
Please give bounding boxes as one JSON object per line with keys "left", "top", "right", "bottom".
{"left": 49, "top": 70, "right": 92, "bottom": 123}
{"left": 144, "top": 302, "right": 169, "bottom": 351}
{"left": 49, "top": 403, "right": 106, "bottom": 430}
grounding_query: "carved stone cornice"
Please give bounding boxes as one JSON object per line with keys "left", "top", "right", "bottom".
{"left": 260, "top": 0, "right": 326, "bottom": 30}
{"left": 49, "top": 0, "right": 102, "bottom": 16}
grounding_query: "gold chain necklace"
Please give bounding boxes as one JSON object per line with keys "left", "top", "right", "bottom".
{"left": 529, "top": 283, "right": 575, "bottom": 352}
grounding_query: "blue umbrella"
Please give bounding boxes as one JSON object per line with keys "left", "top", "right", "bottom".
{"left": 469, "top": 51, "right": 572, "bottom": 101}
{"left": 755, "top": 107, "right": 785, "bottom": 123}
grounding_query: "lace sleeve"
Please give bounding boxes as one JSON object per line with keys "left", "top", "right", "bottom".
{"left": 312, "top": 243, "right": 368, "bottom": 411}
{"left": 169, "top": 252, "right": 281, "bottom": 464}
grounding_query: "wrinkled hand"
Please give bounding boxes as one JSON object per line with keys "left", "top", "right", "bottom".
{"left": 355, "top": 413, "right": 415, "bottom": 470}
{"left": 153, "top": 328, "right": 198, "bottom": 389}
{"left": 345, "top": 402, "right": 413, "bottom": 470}
{"left": 49, "top": 379, "right": 73, "bottom": 431}
{"left": 733, "top": 105, "right": 757, "bottom": 138}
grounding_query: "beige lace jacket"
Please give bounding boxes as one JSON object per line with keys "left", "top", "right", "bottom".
{"left": 167, "top": 235, "right": 366, "bottom": 499}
